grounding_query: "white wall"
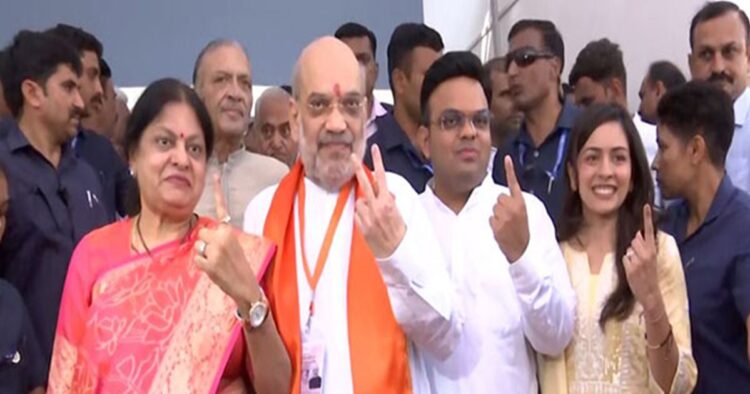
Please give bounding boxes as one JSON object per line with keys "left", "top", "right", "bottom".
{"left": 423, "top": 0, "right": 490, "bottom": 56}
{"left": 424, "top": 0, "right": 750, "bottom": 111}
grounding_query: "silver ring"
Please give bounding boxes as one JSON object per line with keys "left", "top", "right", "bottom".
{"left": 220, "top": 215, "right": 231, "bottom": 224}
{"left": 196, "top": 240, "right": 208, "bottom": 257}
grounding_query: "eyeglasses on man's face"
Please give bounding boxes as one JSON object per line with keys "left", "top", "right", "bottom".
{"left": 431, "top": 109, "right": 492, "bottom": 133}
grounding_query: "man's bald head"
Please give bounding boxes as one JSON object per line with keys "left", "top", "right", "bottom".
{"left": 290, "top": 36, "right": 368, "bottom": 192}
{"left": 255, "top": 86, "right": 290, "bottom": 115}
{"left": 292, "top": 36, "right": 365, "bottom": 100}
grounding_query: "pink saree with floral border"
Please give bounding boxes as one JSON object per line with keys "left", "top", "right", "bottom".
{"left": 47, "top": 217, "right": 274, "bottom": 393}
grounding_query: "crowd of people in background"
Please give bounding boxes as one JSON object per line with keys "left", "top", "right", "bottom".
{"left": 1, "top": 1, "right": 750, "bottom": 393}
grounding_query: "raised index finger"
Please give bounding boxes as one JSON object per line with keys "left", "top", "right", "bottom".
{"left": 643, "top": 204, "right": 656, "bottom": 248}
{"left": 504, "top": 155, "right": 522, "bottom": 198}
{"left": 350, "top": 153, "right": 376, "bottom": 202}
{"left": 370, "top": 144, "right": 388, "bottom": 195}
{"left": 213, "top": 173, "right": 229, "bottom": 222}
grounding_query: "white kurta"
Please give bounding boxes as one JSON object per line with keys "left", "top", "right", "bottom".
{"left": 418, "top": 175, "right": 576, "bottom": 394}
{"left": 243, "top": 171, "right": 462, "bottom": 394}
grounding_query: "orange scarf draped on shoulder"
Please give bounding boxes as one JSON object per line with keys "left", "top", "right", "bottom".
{"left": 263, "top": 161, "right": 412, "bottom": 393}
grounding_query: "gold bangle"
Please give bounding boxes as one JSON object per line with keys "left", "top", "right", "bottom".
{"left": 645, "top": 326, "right": 673, "bottom": 350}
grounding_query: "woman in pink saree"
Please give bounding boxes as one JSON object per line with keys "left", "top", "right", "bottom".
{"left": 47, "top": 78, "right": 291, "bottom": 393}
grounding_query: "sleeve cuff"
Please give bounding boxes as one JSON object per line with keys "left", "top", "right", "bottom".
{"left": 508, "top": 241, "right": 545, "bottom": 293}
{"left": 376, "top": 224, "right": 429, "bottom": 289}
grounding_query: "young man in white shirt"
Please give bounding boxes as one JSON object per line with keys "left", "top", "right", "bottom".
{"left": 416, "top": 50, "right": 575, "bottom": 393}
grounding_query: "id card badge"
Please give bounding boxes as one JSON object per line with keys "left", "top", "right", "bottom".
{"left": 301, "top": 327, "right": 326, "bottom": 394}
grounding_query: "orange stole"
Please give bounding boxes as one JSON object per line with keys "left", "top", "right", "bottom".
{"left": 263, "top": 161, "right": 412, "bottom": 393}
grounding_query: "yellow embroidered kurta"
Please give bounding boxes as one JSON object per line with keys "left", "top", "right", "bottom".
{"left": 539, "top": 232, "right": 697, "bottom": 393}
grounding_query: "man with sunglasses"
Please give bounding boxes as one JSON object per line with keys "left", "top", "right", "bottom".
{"left": 416, "top": 51, "right": 574, "bottom": 393}
{"left": 365, "top": 23, "right": 444, "bottom": 193}
{"left": 689, "top": 1, "right": 750, "bottom": 195}
{"left": 491, "top": 19, "right": 581, "bottom": 226}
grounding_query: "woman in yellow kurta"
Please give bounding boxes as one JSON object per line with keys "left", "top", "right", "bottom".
{"left": 540, "top": 104, "right": 696, "bottom": 393}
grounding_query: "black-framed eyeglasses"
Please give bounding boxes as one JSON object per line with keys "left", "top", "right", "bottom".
{"left": 505, "top": 47, "right": 555, "bottom": 72}
{"left": 432, "top": 109, "right": 492, "bottom": 133}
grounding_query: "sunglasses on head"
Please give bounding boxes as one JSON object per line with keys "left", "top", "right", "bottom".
{"left": 505, "top": 47, "right": 555, "bottom": 72}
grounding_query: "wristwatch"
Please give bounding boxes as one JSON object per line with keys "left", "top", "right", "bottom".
{"left": 235, "top": 287, "right": 269, "bottom": 330}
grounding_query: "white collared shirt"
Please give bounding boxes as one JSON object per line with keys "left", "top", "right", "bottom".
{"left": 365, "top": 98, "right": 389, "bottom": 140}
{"left": 418, "top": 175, "right": 576, "bottom": 394}
{"left": 243, "top": 172, "right": 462, "bottom": 394}
{"left": 632, "top": 113, "right": 663, "bottom": 206}
{"left": 728, "top": 87, "right": 750, "bottom": 194}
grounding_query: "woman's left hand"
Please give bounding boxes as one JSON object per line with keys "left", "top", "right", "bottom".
{"left": 623, "top": 204, "right": 663, "bottom": 316}
{"left": 194, "top": 175, "right": 261, "bottom": 307}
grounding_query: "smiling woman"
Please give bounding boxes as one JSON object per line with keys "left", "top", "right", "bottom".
{"left": 47, "top": 78, "right": 291, "bottom": 394}
{"left": 539, "top": 104, "right": 696, "bottom": 393}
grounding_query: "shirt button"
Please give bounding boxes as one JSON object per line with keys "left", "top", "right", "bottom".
{"left": 533, "top": 150, "right": 540, "bottom": 158}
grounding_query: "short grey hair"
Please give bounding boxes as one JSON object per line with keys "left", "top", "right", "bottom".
{"left": 192, "top": 38, "right": 249, "bottom": 86}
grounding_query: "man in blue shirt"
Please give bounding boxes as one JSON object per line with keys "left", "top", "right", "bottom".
{"left": 0, "top": 50, "right": 9, "bottom": 120}
{"left": 46, "top": 24, "right": 132, "bottom": 220}
{"left": 0, "top": 31, "right": 109, "bottom": 366}
{"left": 491, "top": 20, "right": 581, "bottom": 226}
{"left": 655, "top": 80, "right": 750, "bottom": 393}
{"left": 365, "top": 23, "right": 443, "bottom": 192}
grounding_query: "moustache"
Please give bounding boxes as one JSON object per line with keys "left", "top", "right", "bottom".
{"left": 71, "top": 107, "right": 84, "bottom": 119}
{"left": 318, "top": 131, "right": 354, "bottom": 146}
{"left": 90, "top": 93, "right": 104, "bottom": 105}
{"left": 708, "top": 73, "right": 733, "bottom": 85}
{"left": 221, "top": 105, "right": 246, "bottom": 116}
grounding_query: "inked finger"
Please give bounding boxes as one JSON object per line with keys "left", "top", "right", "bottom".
{"left": 351, "top": 153, "right": 376, "bottom": 202}
{"left": 504, "top": 156, "right": 523, "bottom": 198}
{"left": 213, "top": 174, "right": 229, "bottom": 221}
{"left": 643, "top": 204, "right": 656, "bottom": 249}
{"left": 371, "top": 144, "right": 388, "bottom": 195}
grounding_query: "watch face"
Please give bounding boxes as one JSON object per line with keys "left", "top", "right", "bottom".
{"left": 249, "top": 302, "right": 268, "bottom": 327}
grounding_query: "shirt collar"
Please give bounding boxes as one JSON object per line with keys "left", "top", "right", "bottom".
{"left": 209, "top": 146, "right": 248, "bottom": 166}
{"left": 734, "top": 87, "right": 750, "bottom": 127}
{"left": 368, "top": 97, "right": 388, "bottom": 124}
{"left": 6, "top": 120, "right": 76, "bottom": 170}
{"left": 671, "top": 175, "right": 737, "bottom": 241}
{"left": 425, "top": 173, "right": 494, "bottom": 215}
{"left": 375, "top": 113, "right": 412, "bottom": 151}
{"left": 6, "top": 121, "right": 30, "bottom": 152}
{"left": 704, "top": 174, "right": 737, "bottom": 225}
{"left": 516, "top": 100, "right": 581, "bottom": 146}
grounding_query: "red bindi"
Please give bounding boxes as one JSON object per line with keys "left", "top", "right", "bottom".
{"left": 333, "top": 83, "right": 341, "bottom": 98}
{"left": 179, "top": 132, "right": 185, "bottom": 140}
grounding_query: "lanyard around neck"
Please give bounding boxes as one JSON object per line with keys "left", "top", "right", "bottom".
{"left": 297, "top": 178, "right": 353, "bottom": 321}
